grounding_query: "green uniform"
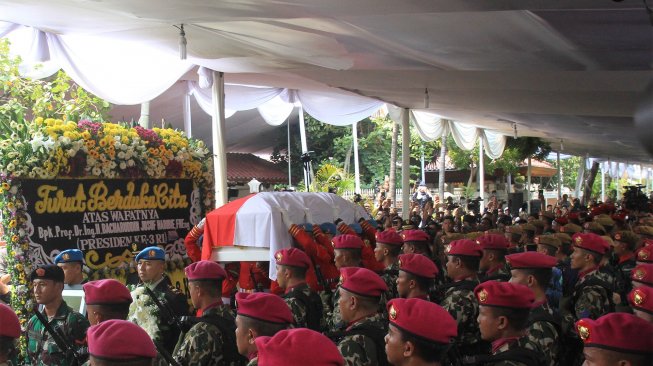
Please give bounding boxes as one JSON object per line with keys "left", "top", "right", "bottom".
{"left": 440, "top": 279, "right": 485, "bottom": 354}
{"left": 327, "top": 280, "right": 344, "bottom": 332}
{"left": 480, "top": 263, "right": 511, "bottom": 283}
{"left": 381, "top": 262, "right": 399, "bottom": 301}
{"left": 173, "top": 303, "right": 241, "bottom": 366}
{"left": 25, "top": 301, "right": 89, "bottom": 366}
{"left": 336, "top": 313, "right": 387, "bottom": 366}
{"left": 527, "top": 302, "right": 559, "bottom": 366}
{"left": 482, "top": 336, "right": 546, "bottom": 366}
{"left": 282, "top": 283, "right": 323, "bottom": 330}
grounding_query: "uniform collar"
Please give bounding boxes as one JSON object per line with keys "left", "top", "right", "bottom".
{"left": 491, "top": 336, "right": 521, "bottom": 354}
{"left": 618, "top": 252, "right": 635, "bottom": 265}
{"left": 284, "top": 282, "right": 308, "bottom": 294}
{"left": 346, "top": 313, "right": 378, "bottom": 331}
{"left": 486, "top": 263, "right": 506, "bottom": 276}
{"left": 578, "top": 266, "right": 599, "bottom": 279}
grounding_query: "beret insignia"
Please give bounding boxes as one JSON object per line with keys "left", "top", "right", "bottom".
{"left": 275, "top": 252, "right": 283, "bottom": 262}
{"left": 478, "top": 289, "right": 488, "bottom": 303}
{"left": 577, "top": 324, "right": 590, "bottom": 341}
{"left": 148, "top": 249, "right": 156, "bottom": 257}
{"left": 389, "top": 305, "right": 398, "bottom": 320}
{"left": 634, "top": 269, "right": 646, "bottom": 280}
{"left": 639, "top": 250, "right": 649, "bottom": 261}
{"left": 575, "top": 236, "right": 583, "bottom": 245}
{"left": 633, "top": 289, "right": 645, "bottom": 306}
{"left": 36, "top": 268, "right": 45, "bottom": 277}
{"left": 62, "top": 253, "right": 70, "bottom": 261}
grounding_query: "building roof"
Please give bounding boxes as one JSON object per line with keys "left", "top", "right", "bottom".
{"left": 227, "top": 153, "right": 288, "bottom": 185}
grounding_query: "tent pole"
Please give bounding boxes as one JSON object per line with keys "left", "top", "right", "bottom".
{"left": 298, "top": 105, "right": 311, "bottom": 191}
{"left": 556, "top": 151, "right": 561, "bottom": 200}
{"left": 353, "top": 121, "right": 361, "bottom": 194}
{"left": 479, "top": 137, "right": 485, "bottom": 212}
{"left": 211, "top": 71, "right": 228, "bottom": 207}
{"left": 438, "top": 129, "right": 447, "bottom": 203}
{"left": 575, "top": 156, "right": 585, "bottom": 201}
{"left": 420, "top": 142, "right": 425, "bottom": 184}
{"left": 600, "top": 163, "right": 605, "bottom": 202}
{"left": 401, "top": 108, "right": 410, "bottom": 220}
{"left": 287, "top": 116, "right": 292, "bottom": 187}
{"left": 138, "top": 101, "right": 150, "bottom": 128}
{"left": 527, "top": 156, "right": 532, "bottom": 214}
{"left": 183, "top": 92, "right": 192, "bottom": 138}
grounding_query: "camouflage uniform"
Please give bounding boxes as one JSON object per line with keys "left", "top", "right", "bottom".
{"left": 440, "top": 279, "right": 484, "bottom": 354}
{"left": 25, "top": 301, "right": 89, "bottom": 366}
{"left": 336, "top": 313, "right": 387, "bottom": 366}
{"left": 481, "top": 336, "right": 546, "bottom": 366}
{"left": 173, "top": 304, "right": 240, "bottom": 366}
{"left": 282, "top": 283, "right": 323, "bottom": 330}
{"left": 479, "top": 263, "right": 511, "bottom": 283}
{"left": 381, "top": 262, "right": 399, "bottom": 301}
{"left": 527, "top": 302, "right": 559, "bottom": 366}
{"left": 327, "top": 280, "right": 344, "bottom": 332}
{"left": 568, "top": 269, "right": 613, "bottom": 322}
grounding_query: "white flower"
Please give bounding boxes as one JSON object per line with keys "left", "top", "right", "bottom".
{"left": 92, "top": 167, "right": 101, "bottom": 176}
{"left": 117, "top": 151, "right": 126, "bottom": 159}
{"left": 6, "top": 163, "right": 15, "bottom": 172}
{"left": 119, "top": 162, "right": 127, "bottom": 170}
{"left": 127, "top": 159, "right": 135, "bottom": 167}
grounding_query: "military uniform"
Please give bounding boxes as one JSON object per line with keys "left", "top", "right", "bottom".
{"left": 527, "top": 301, "right": 559, "bottom": 366}
{"left": 381, "top": 261, "right": 399, "bottom": 300}
{"left": 440, "top": 278, "right": 482, "bottom": 352}
{"left": 480, "top": 336, "right": 545, "bottom": 366}
{"left": 26, "top": 301, "right": 89, "bottom": 366}
{"left": 327, "top": 235, "right": 365, "bottom": 332}
{"left": 174, "top": 303, "right": 238, "bottom": 365}
{"left": 283, "top": 282, "right": 323, "bottom": 330}
{"left": 480, "top": 262, "right": 511, "bottom": 282}
{"left": 336, "top": 313, "right": 387, "bottom": 366}
{"left": 376, "top": 230, "right": 404, "bottom": 301}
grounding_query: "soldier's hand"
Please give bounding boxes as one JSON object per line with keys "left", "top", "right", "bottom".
{"left": 279, "top": 208, "right": 293, "bottom": 229}
{"left": 304, "top": 208, "right": 314, "bottom": 224}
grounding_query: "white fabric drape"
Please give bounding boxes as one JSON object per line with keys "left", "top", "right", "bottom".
{"left": 389, "top": 106, "right": 507, "bottom": 159}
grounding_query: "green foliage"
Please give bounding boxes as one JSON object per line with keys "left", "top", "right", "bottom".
{"left": 0, "top": 38, "right": 110, "bottom": 136}
{"left": 310, "top": 163, "right": 355, "bottom": 194}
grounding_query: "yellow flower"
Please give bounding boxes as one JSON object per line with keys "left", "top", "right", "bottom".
{"left": 1, "top": 182, "right": 9, "bottom": 190}
{"left": 8, "top": 220, "right": 16, "bottom": 228}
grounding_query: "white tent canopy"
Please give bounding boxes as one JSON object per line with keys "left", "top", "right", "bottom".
{"left": 0, "top": 0, "right": 651, "bottom": 164}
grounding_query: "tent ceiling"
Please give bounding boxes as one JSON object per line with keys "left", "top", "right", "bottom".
{"left": 1, "top": 0, "right": 651, "bottom": 163}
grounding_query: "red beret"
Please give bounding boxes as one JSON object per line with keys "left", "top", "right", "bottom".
{"left": 474, "top": 281, "right": 534, "bottom": 309}
{"left": 629, "top": 286, "right": 653, "bottom": 315}
{"left": 376, "top": 230, "right": 403, "bottom": 246}
{"left": 83, "top": 279, "right": 132, "bottom": 305}
{"left": 636, "top": 246, "right": 653, "bottom": 263}
{"left": 388, "top": 298, "right": 457, "bottom": 344}
{"left": 236, "top": 292, "right": 293, "bottom": 324}
{"left": 340, "top": 267, "right": 387, "bottom": 298}
{"left": 88, "top": 319, "right": 157, "bottom": 360}
{"left": 476, "top": 233, "right": 510, "bottom": 251}
{"left": 274, "top": 248, "right": 311, "bottom": 269}
{"left": 398, "top": 253, "right": 439, "bottom": 279}
{"left": 185, "top": 260, "right": 227, "bottom": 281}
{"left": 446, "top": 239, "right": 483, "bottom": 257}
{"left": 631, "top": 264, "right": 653, "bottom": 286}
{"left": 571, "top": 233, "right": 609, "bottom": 255}
{"left": 256, "top": 328, "right": 344, "bottom": 366}
{"left": 506, "top": 252, "right": 557, "bottom": 270}
{"left": 401, "top": 230, "right": 430, "bottom": 243}
{"left": 575, "top": 313, "right": 653, "bottom": 354}
{"left": 555, "top": 217, "right": 568, "bottom": 225}
{"left": 332, "top": 234, "right": 363, "bottom": 250}
{"left": 0, "top": 303, "right": 20, "bottom": 338}
{"left": 611, "top": 212, "right": 626, "bottom": 223}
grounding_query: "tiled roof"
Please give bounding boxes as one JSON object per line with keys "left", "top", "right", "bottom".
{"left": 227, "top": 153, "right": 288, "bottom": 184}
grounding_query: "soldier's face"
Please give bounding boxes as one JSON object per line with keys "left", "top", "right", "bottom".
{"left": 373, "top": 245, "right": 387, "bottom": 262}
{"left": 402, "top": 243, "right": 415, "bottom": 255}
{"left": 275, "top": 266, "right": 288, "bottom": 288}
{"left": 445, "top": 256, "right": 459, "bottom": 279}
{"left": 509, "top": 269, "right": 529, "bottom": 287}
{"left": 234, "top": 315, "right": 254, "bottom": 357}
{"left": 581, "top": 347, "right": 620, "bottom": 366}
{"left": 384, "top": 324, "right": 407, "bottom": 365}
{"left": 33, "top": 279, "right": 63, "bottom": 305}
{"left": 570, "top": 248, "right": 589, "bottom": 270}
{"left": 137, "top": 260, "right": 165, "bottom": 283}
{"left": 337, "top": 288, "right": 354, "bottom": 322}
{"left": 57, "top": 262, "right": 82, "bottom": 285}
{"left": 477, "top": 306, "right": 501, "bottom": 341}
{"left": 479, "top": 250, "right": 492, "bottom": 272}
{"left": 396, "top": 271, "right": 411, "bottom": 298}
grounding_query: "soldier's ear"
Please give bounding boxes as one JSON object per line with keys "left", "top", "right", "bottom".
{"left": 403, "top": 340, "right": 415, "bottom": 357}
{"left": 497, "top": 315, "right": 509, "bottom": 330}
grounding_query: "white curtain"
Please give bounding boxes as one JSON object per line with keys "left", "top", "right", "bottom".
{"left": 388, "top": 105, "right": 507, "bottom": 159}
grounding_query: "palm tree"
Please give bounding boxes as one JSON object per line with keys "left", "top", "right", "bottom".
{"left": 311, "top": 163, "right": 355, "bottom": 195}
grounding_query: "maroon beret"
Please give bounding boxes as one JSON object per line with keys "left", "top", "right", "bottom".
{"left": 274, "top": 248, "right": 311, "bottom": 269}
{"left": 572, "top": 233, "right": 610, "bottom": 255}
{"left": 236, "top": 292, "right": 293, "bottom": 324}
{"left": 185, "top": 260, "right": 227, "bottom": 281}
{"left": 83, "top": 279, "right": 132, "bottom": 305}
{"left": 256, "top": 328, "right": 344, "bottom": 366}
{"left": 88, "top": 319, "right": 157, "bottom": 360}
{"left": 376, "top": 230, "right": 403, "bottom": 246}
{"left": 506, "top": 252, "right": 557, "bottom": 270}
{"left": 446, "top": 239, "right": 483, "bottom": 257}
{"left": 576, "top": 313, "right": 653, "bottom": 354}
{"left": 332, "top": 234, "right": 363, "bottom": 250}
{"left": 477, "top": 233, "right": 510, "bottom": 251}
{"left": 636, "top": 245, "right": 653, "bottom": 264}
{"left": 474, "top": 281, "right": 534, "bottom": 309}
{"left": 388, "top": 298, "right": 457, "bottom": 344}
{"left": 340, "top": 267, "right": 387, "bottom": 298}
{"left": 398, "top": 253, "right": 439, "bottom": 279}
{"left": 0, "top": 303, "right": 20, "bottom": 338}
{"left": 629, "top": 286, "right": 653, "bottom": 315}
{"left": 631, "top": 263, "right": 653, "bottom": 286}
{"left": 401, "top": 230, "right": 430, "bottom": 243}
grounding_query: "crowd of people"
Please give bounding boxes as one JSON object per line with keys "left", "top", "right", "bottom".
{"left": 1, "top": 187, "right": 653, "bottom": 366}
